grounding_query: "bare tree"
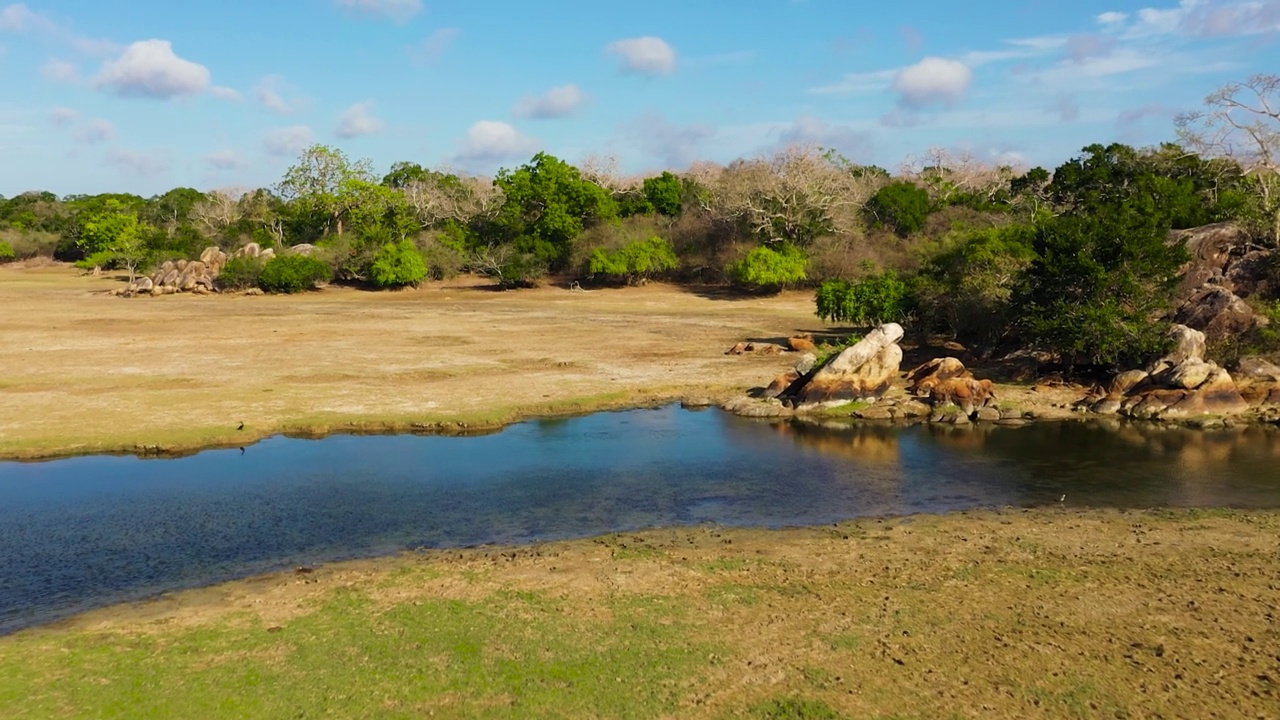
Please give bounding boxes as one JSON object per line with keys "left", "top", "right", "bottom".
{"left": 901, "top": 146, "right": 1021, "bottom": 206}
{"left": 401, "top": 173, "right": 504, "bottom": 229}
{"left": 1177, "top": 74, "right": 1280, "bottom": 242}
{"left": 190, "top": 187, "right": 246, "bottom": 239}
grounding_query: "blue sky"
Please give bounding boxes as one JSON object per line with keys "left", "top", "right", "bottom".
{"left": 0, "top": 0, "right": 1277, "bottom": 196}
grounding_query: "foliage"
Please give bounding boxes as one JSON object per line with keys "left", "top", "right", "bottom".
{"left": 416, "top": 234, "right": 468, "bottom": 281}
{"left": 72, "top": 201, "right": 154, "bottom": 280}
{"left": 276, "top": 144, "right": 377, "bottom": 238}
{"left": 729, "top": 243, "right": 808, "bottom": 290}
{"left": 642, "top": 171, "right": 683, "bottom": 216}
{"left": 1015, "top": 194, "right": 1186, "bottom": 369}
{"left": 494, "top": 153, "right": 618, "bottom": 268}
{"left": 369, "top": 240, "right": 428, "bottom": 289}
{"left": 914, "top": 224, "right": 1038, "bottom": 348}
{"left": 0, "top": 240, "right": 13, "bottom": 263}
{"left": 215, "top": 256, "right": 265, "bottom": 291}
{"left": 470, "top": 244, "right": 547, "bottom": 289}
{"left": 587, "top": 236, "right": 678, "bottom": 284}
{"left": 257, "top": 254, "right": 332, "bottom": 294}
{"left": 815, "top": 270, "right": 912, "bottom": 326}
{"left": 866, "top": 181, "right": 930, "bottom": 236}
{"left": 750, "top": 697, "right": 844, "bottom": 720}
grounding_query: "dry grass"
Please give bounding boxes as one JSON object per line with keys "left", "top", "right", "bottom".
{"left": 0, "top": 266, "right": 817, "bottom": 459}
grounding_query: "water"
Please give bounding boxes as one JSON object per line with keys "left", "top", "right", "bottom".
{"left": 3, "top": 406, "right": 1280, "bottom": 633}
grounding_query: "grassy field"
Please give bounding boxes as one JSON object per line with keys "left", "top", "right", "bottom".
{"left": 1, "top": 509, "right": 1276, "bottom": 719}
{"left": 0, "top": 266, "right": 819, "bottom": 460}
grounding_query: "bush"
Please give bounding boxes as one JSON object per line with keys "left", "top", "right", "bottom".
{"left": 216, "top": 256, "right": 265, "bottom": 290}
{"left": 729, "top": 243, "right": 807, "bottom": 290}
{"left": 0, "top": 230, "right": 58, "bottom": 260}
{"left": 0, "top": 240, "right": 13, "bottom": 263}
{"left": 416, "top": 234, "right": 467, "bottom": 280}
{"left": 587, "top": 236, "right": 678, "bottom": 285}
{"left": 470, "top": 244, "right": 547, "bottom": 289}
{"left": 866, "top": 181, "right": 930, "bottom": 236}
{"left": 369, "top": 240, "right": 428, "bottom": 289}
{"left": 257, "top": 254, "right": 332, "bottom": 293}
{"left": 815, "top": 270, "right": 912, "bottom": 326}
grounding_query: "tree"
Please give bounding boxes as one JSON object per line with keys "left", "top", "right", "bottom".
{"left": 815, "top": 270, "right": 912, "bottom": 326}
{"left": 369, "top": 240, "right": 428, "bottom": 288}
{"left": 494, "top": 153, "right": 618, "bottom": 268}
{"left": 276, "top": 144, "right": 376, "bottom": 237}
{"left": 587, "top": 236, "right": 678, "bottom": 285}
{"left": 729, "top": 243, "right": 807, "bottom": 291}
{"left": 76, "top": 200, "right": 153, "bottom": 282}
{"left": 865, "top": 181, "right": 930, "bottom": 236}
{"left": 642, "top": 172, "right": 683, "bottom": 216}
{"left": 1177, "top": 74, "right": 1280, "bottom": 243}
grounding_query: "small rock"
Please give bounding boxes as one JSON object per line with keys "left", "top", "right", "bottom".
{"left": 794, "top": 353, "right": 817, "bottom": 375}
{"left": 788, "top": 335, "right": 818, "bottom": 354}
{"left": 975, "top": 407, "right": 1002, "bottom": 422}
{"left": 855, "top": 406, "right": 895, "bottom": 421}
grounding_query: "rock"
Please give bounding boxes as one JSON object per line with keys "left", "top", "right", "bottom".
{"left": 929, "top": 377, "right": 996, "bottom": 415}
{"left": 681, "top": 397, "right": 716, "bottom": 409}
{"left": 788, "top": 335, "right": 818, "bottom": 353}
{"left": 722, "top": 396, "right": 794, "bottom": 418}
{"left": 1162, "top": 367, "right": 1250, "bottom": 418}
{"left": 175, "top": 259, "right": 189, "bottom": 272}
{"left": 134, "top": 276, "right": 154, "bottom": 292}
{"left": 930, "top": 409, "right": 971, "bottom": 425}
{"left": 187, "top": 260, "right": 207, "bottom": 277}
{"left": 855, "top": 406, "right": 895, "bottom": 421}
{"left": 762, "top": 371, "right": 800, "bottom": 399}
{"left": 260, "top": 248, "right": 276, "bottom": 261}
{"left": 755, "top": 343, "right": 784, "bottom": 356}
{"left": 725, "top": 342, "right": 749, "bottom": 355}
{"left": 794, "top": 353, "right": 817, "bottom": 375}
{"left": 1225, "top": 250, "right": 1273, "bottom": 297}
{"left": 1166, "top": 359, "right": 1217, "bottom": 390}
{"left": 200, "top": 246, "right": 221, "bottom": 264}
{"left": 1091, "top": 397, "right": 1123, "bottom": 415}
{"left": 896, "top": 400, "right": 932, "bottom": 418}
{"left": 780, "top": 323, "right": 904, "bottom": 411}
{"left": 905, "top": 357, "right": 971, "bottom": 396}
{"left": 159, "top": 260, "right": 175, "bottom": 275}
{"left": 179, "top": 273, "right": 198, "bottom": 291}
{"left": 290, "top": 243, "right": 317, "bottom": 256}
{"left": 975, "top": 407, "right": 1002, "bottom": 422}
{"left": 1147, "top": 325, "right": 1207, "bottom": 374}
{"left": 1236, "top": 356, "right": 1280, "bottom": 380}
{"left": 239, "top": 242, "right": 262, "bottom": 258}
{"left": 162, "top": 269, "right": 180, "bottom": 288}
{"left": 1175, "top": 222, "right": 1249, "bottom": 296}
{"left": 1109, "top": 369, "right": 1149, "bottom": 395}
{"left": 244, "top": 288, "right": 265, "bottom": 296}
{"left": 1174, "top": 286, "right": 1260, "bottom": 343}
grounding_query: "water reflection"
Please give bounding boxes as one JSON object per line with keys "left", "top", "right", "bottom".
{"left": 2, "top": 407, "right": 1279, "bottom": 634}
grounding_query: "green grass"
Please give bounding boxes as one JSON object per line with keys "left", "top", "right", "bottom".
{"left": 0, "top": 588, "right": 718, "bottom": 720}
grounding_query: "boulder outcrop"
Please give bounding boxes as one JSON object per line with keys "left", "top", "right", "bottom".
{"left": 777, "top": 323, "right": 905, "bottom": 411}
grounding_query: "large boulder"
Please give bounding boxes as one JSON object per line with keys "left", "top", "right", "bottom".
{"left": 1147, "top": 325, "right": 1207, "bottom": 375}
{"left": 779, "top": 323, "right": 904, "bottom": 411}
{"left": 905, "top": 357, "right": 970, "bottom": 396}
{"left": 1175, "top": 223, "right": 1249, "bottom": 296}
{"left": 1174, "top": 286, "right": 1261, "bottom": 343}
{"left": 1161, "top": 367, "right": 1250, "bottom": 418}
{"left": 929, "top": 377, "right": 997, "bottom": 415}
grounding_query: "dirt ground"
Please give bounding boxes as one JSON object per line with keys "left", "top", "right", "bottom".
{"left": 5, "top": 509, "right": 1276, "bottom": 719}
{"left": 0, "top": 266, "right": 821, "bottom": 459}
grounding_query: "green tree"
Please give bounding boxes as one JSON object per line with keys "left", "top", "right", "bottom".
{"left": 815, "top": 270, "right": 912, "bottom": 326}
{"left": 494, "top": 153, "right": 618, "bottom": 269}
{"left": 257, "top": 255, "right": 332, "bottom": 293}
{"left": 587, "top": 236, "right": 678, "bottom": 285}
{"left": 277, "top": 145, "right": 377, "bottom": 237}
{"left": 866, "top": 181, "right": 930, "bottom": 236}
{"left": 729, "top": 243, "right": 807, "bottom": 291}
{"left": 369, "top": 240, "right": 428, "bottom": 288}
{"left": 642, "top": 172, "right": 683, "bottom": 216}
{"left": 76, "top": 200, "right": 154, "bottom": 282}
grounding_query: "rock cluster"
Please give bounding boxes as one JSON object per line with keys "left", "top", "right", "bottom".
{"left": 778, "top": 324, "right": 905, "bottom": 411}
{"left": 904, "top": 357, "right": 998, "bottom": 415}
{"left": 1172, "top": 223, "right": 1273, "bottom": 343}
{"left": 1087, "top": 325, "right": 1250, "bottom": 419}
{"left": 119, "top": 243, "right": 278, "bottom": 297}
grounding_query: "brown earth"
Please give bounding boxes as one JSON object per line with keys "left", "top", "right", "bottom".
{"left": 0, "top": 266, "right": 822, "bottom": 459}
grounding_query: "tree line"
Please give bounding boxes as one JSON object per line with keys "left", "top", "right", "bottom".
{"left": 1, "top": 75, "right": 1277, "bottom": 371}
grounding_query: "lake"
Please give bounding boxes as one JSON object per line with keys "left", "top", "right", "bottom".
{"left": 3, "top": 406, "right": 1280, "bottom": 633}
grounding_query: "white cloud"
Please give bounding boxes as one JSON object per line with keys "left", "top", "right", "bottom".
{"left": 336, "top": 101, "right": 385, "bottom": 138}
{"left": 253, "top": 75, "right": 303, "bottom": 114}
{"left": 205, "top": 149, "right": 249, "bottom": 171}
{"left": 774, "top": 115, "right": 872, "bottom": 159}
{"left": 514, "top": 84, "right": 586, "bottom": 120}
{"left": 263, "top": 125, "right": 314, "bottom": 157}
{"left": 891, "top": 57, "right": 973, "bottom": 108}
{"left": 0, "top": 3, "right": 117, "bottom": 56}
{"left": 606, "top": 36, "right": 677, "bottom": 76}
{"left": 0, "top": 3, "right": 38, "bottom": 32}
{"left": 209, "top": 86, "right": 242, "bottom": 102}
{"left": 808, "top": 69, "right": 895, "bottom": 95}
{"left": 49, "top": 106, "right": 78, "bottom": 125}
{"left": 104, "top": 148, "right": 171, "bottom": 177}
{"left": 94, "top": 39, "right": 211, "bottom": 100}
{"left": 40, "top": 58, "right": 78, "bottom": 83}
{"left": 625, "top": 112, "right": 715, "bottom": 168}
{"left": 335, "top": 0, "right": 422, "bottom": 22}
{"left": 1096, "top": 11, "right": 1129, "bottom": 26}
{"left": 74, "top": 118, "right": 113, "bottom": 144}
{"left": 453, "top": 120, "right": 539, "bottom": 163}
{"left": 416, "top": 27, "right": 460, "bottom": 61}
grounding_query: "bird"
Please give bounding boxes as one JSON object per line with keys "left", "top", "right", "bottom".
{"left": 237, "top": 421, "right": 245, "bottom": 431}
{"left": 239, "top": 447, "right": 245, "bottom": 455}
{"left": 1059, "top": 494, "right": 1067, "bottom": 503}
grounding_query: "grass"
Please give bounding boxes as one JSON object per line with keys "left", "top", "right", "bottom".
{"left": 2, "top": 509, "right": 1278, "bottom": 719}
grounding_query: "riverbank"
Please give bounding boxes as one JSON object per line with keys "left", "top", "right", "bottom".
{"left": 0, "top": 266, "right": 818, "bottom": 460}
{"left": 1, "top": 508, "right": 1275, "bottom": 719}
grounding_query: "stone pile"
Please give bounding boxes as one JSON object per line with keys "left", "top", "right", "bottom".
{"left": 121, "top": 243, "right": 278, "bottom": 296}
{"left": 1171, "top": 223, "right": 1273, "bottom": 343}
{"left": 1086, "top": 325, "right": 1251, "bottom": 419}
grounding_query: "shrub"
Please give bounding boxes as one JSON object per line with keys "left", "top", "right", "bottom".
{"left": 587, "top": 236, "right": 678, "bottom": 285}
{"left": 470, "top": 244, "right": 547, "bottom": 289}
{"left": 729, "top": 243, "right": 808, "bottom": 290}
{"left": 866, "top": 181, "right": 930, "bottom": 236}
{"left": 216, "top": 256, "right": 265, "bottom": 290}
{"left": 369, "top": 240, "right": 428, "bottom": 289}
{"left": 417, "top": 234, "right": 467, "bottom": 281}
{"left": 0, "top": 240, "right": 13, "bottom": 263}
{"left": 815, "top": 270, "right": 912, "bottom": 326}
{"left": 0, "top": 229, "right": 58, "bottom": 259}
{"left": 257, "top": 254, "right": 332, "bottom": 294}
